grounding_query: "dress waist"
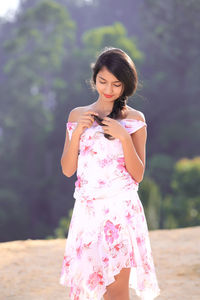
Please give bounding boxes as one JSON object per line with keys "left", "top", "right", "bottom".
{"left": 73, "top": 178, "right": 139, "bottom": 201}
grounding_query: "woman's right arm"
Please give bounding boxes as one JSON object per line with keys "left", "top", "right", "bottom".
{"left": 61, "top": 108, "right": 82, "bottom": 177}
{"left": 61, "top": 108, "right": 99, "bottom": 177}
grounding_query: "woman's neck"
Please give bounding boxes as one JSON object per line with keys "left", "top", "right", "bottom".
{"left": 91, "top": 99, "right": 115, "bottom": 117}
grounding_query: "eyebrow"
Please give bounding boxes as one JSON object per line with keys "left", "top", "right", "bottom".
{"left": 98, "top": 75, "right": 121, "bottom": 83}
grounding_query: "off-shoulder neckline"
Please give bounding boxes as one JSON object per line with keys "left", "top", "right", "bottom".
{"left": 67, "top": 118, "right": 146, "bottom": 124}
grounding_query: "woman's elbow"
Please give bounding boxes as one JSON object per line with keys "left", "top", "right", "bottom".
{"left": 137, "top": 175, "right": 144, "bottom": 183}
{"left": 62, "top": 170, "right": 71, "bottom": 177}
{"left": 60, "top": 161, "right": 71, "bottom": 178}
{"left": 61, "top": 163, "right": 76, "bottom": 178}
{"left": 134, "top": 170, "right": 145, "bottom": 183}
{"left": 61, "top": 168, "right": 75, "bottom": 178}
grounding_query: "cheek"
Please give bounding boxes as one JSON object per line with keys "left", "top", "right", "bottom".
{"left": 117, "top": 86, "right": 123, "bottom": 96}
{"left": 95, "top": 82, "right": 103, "bottom": 93}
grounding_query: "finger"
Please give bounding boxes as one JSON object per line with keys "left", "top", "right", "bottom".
{"left": 103, "top": 117, "right": 111, "bottom": 121}
{"left": 85, "top": 111, "right": 99, "bottom": 116}
{"left": 103, "top": 127, "right": 109, "bottom": 132}
{"left": 81, "top": 120, "right": 92, "bottom": 128}
{"left": 85, "top": 112, "right": 99, "bottom": 122}
{"left": 101, "top": 119, "right": 109, "bottom": 124}
{"left": 83, "top": 117, "right": 95, "bottom": 125}
{"left": 82, "top": 115, "right": 96, "bottom": 123}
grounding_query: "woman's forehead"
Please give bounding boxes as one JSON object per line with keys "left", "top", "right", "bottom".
{"left": 97, "top": 67, "right": 120, "bottom": 82}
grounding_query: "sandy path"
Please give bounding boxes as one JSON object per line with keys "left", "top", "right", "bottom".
{"left": 0, "top": 226, "right": 199, "bottom": 300}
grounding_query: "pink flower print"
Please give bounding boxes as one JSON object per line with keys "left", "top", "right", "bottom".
{"left": 117, "top": 157, "right": 125, "bottom": 164}
{"left": 87, "top": 270, "right": 104, "bottom": 290}
{"left": 124, "top": 120, "right": 140, "bottom": 133}
{"left": 72, "top": 286, "right": 81, "bottom": 300}
{"left": 125, "top": 122, "right": 134, "bottom": 128}
{"left": 137, "top": 236, "right": 147, "bottom": 257}
{"left": 136, "top": 236, "right": 142, "bottom": 246}
{"left": 103, "top": 256, "right": 109, "bottom": 263}
{"left": 74, "top": 288, "right": 81, "bottom": 300}
{"left": 102, "top": 256, "right": 109, "bottom": 267}
{"left": 67, "top": 122, "right": 77, "bottom": 131}
{"left": 104, "top": 220, "right": 121, "bottom": 244}
{"left": 130, "top": 250, "right": 137, "bottom": 267}
{"left": 99, "top": 158, "right": 111, "bottom": 167}
{"left": 76, "top": 244, "right": 83, "bottom": 259}
{"left": 75, "top": 175, "right": 88, "bottom": 188}
{"left": 110, "top": 241, "right": 123, "bottom": 258}
{"left": 132, "top": 204, "right": 140, "bottom": 213}
{"left": 86, "top": 200, "right": 95, "bottom": 216}
{"left": 63, "top": 255, "right": 70, "bottom": 268}
{"left": 75, "top": 175, "right": 82, "bottom": 188}
{"left": 98, "top": 179, "right": 106, "bottom": 187}
{"left": 103, "top": 207, "right": 109, "bottom": 214}
{"left": 83, "top": 241, "right": 92, "bottom": 248}
{"left": 143, "top": 261, "right": 151, "bottom": 274}
{"left": 70, "top": 285, "right": 81, "bottom": 299}
{"left": 86, "top": 199, "right": 93, "bottom": 205}
{"left": 116, "top": 157, "right": 126, "bottom": 172}
{"left": 82, "top": 145, "right": 91, "bottom": 155}
{"left": 125, "top": 212, "right": 133, "bottom": 224}
{"left": 125, "top": 199, "right": 131, "bottom": 207}
{"left": 114, "top": 243, "right": 122, "bottom": 252}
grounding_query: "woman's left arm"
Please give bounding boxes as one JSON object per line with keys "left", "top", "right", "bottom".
{"left": 120, "top": 121, "right": 147, "bottom": 183}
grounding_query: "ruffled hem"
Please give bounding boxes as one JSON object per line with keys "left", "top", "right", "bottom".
{"left": 60, "top": 263, "right": 161, "bottom": 300}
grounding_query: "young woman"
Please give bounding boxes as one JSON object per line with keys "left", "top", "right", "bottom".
{"left": 59, "top": 47, "right": 160, "bottom": 300}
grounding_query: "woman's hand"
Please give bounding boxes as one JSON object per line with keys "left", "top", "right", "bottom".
{"left": 101, "top": 117, "right": 129, "bottom": 140}
{"left": 73, "top": 110, "right": 99, "bottom": 135}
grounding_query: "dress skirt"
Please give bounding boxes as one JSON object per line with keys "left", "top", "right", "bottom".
{"left": 59, "top": 188, "right": 160, "bottom": 300}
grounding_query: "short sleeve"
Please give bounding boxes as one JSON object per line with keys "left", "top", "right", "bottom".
{"left": 122, "top": 119, "right": 147, "bottom": 135}
{"left": 66, "top": 122, "right": 77, "bottom": 140}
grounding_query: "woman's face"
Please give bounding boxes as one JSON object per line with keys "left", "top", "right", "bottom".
{"left": 95, "top": 66, "right": 124, "bottom": 101}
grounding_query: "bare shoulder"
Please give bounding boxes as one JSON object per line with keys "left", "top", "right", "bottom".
{"left": 126, "top": 105, "right": 146, "bottom": 122}
{"left": 68, "top": 104, "right": 97, "bottom": 122}
{"left": 67, "top": 106, "right": 87, "bottom": 122}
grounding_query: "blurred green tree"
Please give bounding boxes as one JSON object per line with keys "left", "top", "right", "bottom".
{"left": 140, "top": 0, "right": 200, "bottom": 157}
{"left": 82, "top": 21, "right": 143, "bottom": 63}
{"left": 46, "top": 208, "right": 73, "bottom": 239}
{"left": 139, "top": 176, "right": 162, "bottom": 230}
{"left": 0, "top": 0, "right": 76, "bottom": 240}
{"left": 170, "top": 156, "right": 200, "bottom": 227}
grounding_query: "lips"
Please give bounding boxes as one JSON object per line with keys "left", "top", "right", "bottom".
{"left": 104, "top": 94, "right": 113, "bottom": 98}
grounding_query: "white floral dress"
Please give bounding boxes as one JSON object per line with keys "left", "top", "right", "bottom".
{"left": 59, "top": 118, "right": 160, "bottom": 300}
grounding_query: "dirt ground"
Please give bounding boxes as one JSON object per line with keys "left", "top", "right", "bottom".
{"left": 0, "top": 226, "right": 199, "bottom": 300}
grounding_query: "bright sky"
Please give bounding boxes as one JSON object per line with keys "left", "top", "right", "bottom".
{"left": 0, "top": 0, "right": 20, "bottom": 17}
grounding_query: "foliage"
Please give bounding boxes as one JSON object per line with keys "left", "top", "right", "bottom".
{"left": 46, "top": 208, "right": 73, "bottom": 239}
{"left": 82, "top": 21, "right": 143, "bottom": 63}
{"left": 139, "top": 177, "right": 162, "bottom": 230}
{"left": 0, "top": 0, "right": 76, "bottom": 240}
{"left": 140, "top": 0, "right": 200, "bottom": 157}
{"left": 170, "top": 157, "right": 200, "bottom": 227}
{"left": 146, "top": 153, "right": 175, "bottom": 196}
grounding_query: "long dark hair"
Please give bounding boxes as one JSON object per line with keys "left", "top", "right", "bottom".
{"left": 90, "top": 47, "right": 138, "bottom": 121}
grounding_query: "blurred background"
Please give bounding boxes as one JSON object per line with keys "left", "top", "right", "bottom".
{"left": 0, "top": 0, "right": 200, "bottom": 242}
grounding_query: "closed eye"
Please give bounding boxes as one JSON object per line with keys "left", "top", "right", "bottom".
{"left": 99, "top": 81, "right": 121, "bottom": 87}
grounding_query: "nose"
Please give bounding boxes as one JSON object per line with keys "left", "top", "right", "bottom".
{"left": 104, "top": 83, "right": 113, "bottom": 94}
